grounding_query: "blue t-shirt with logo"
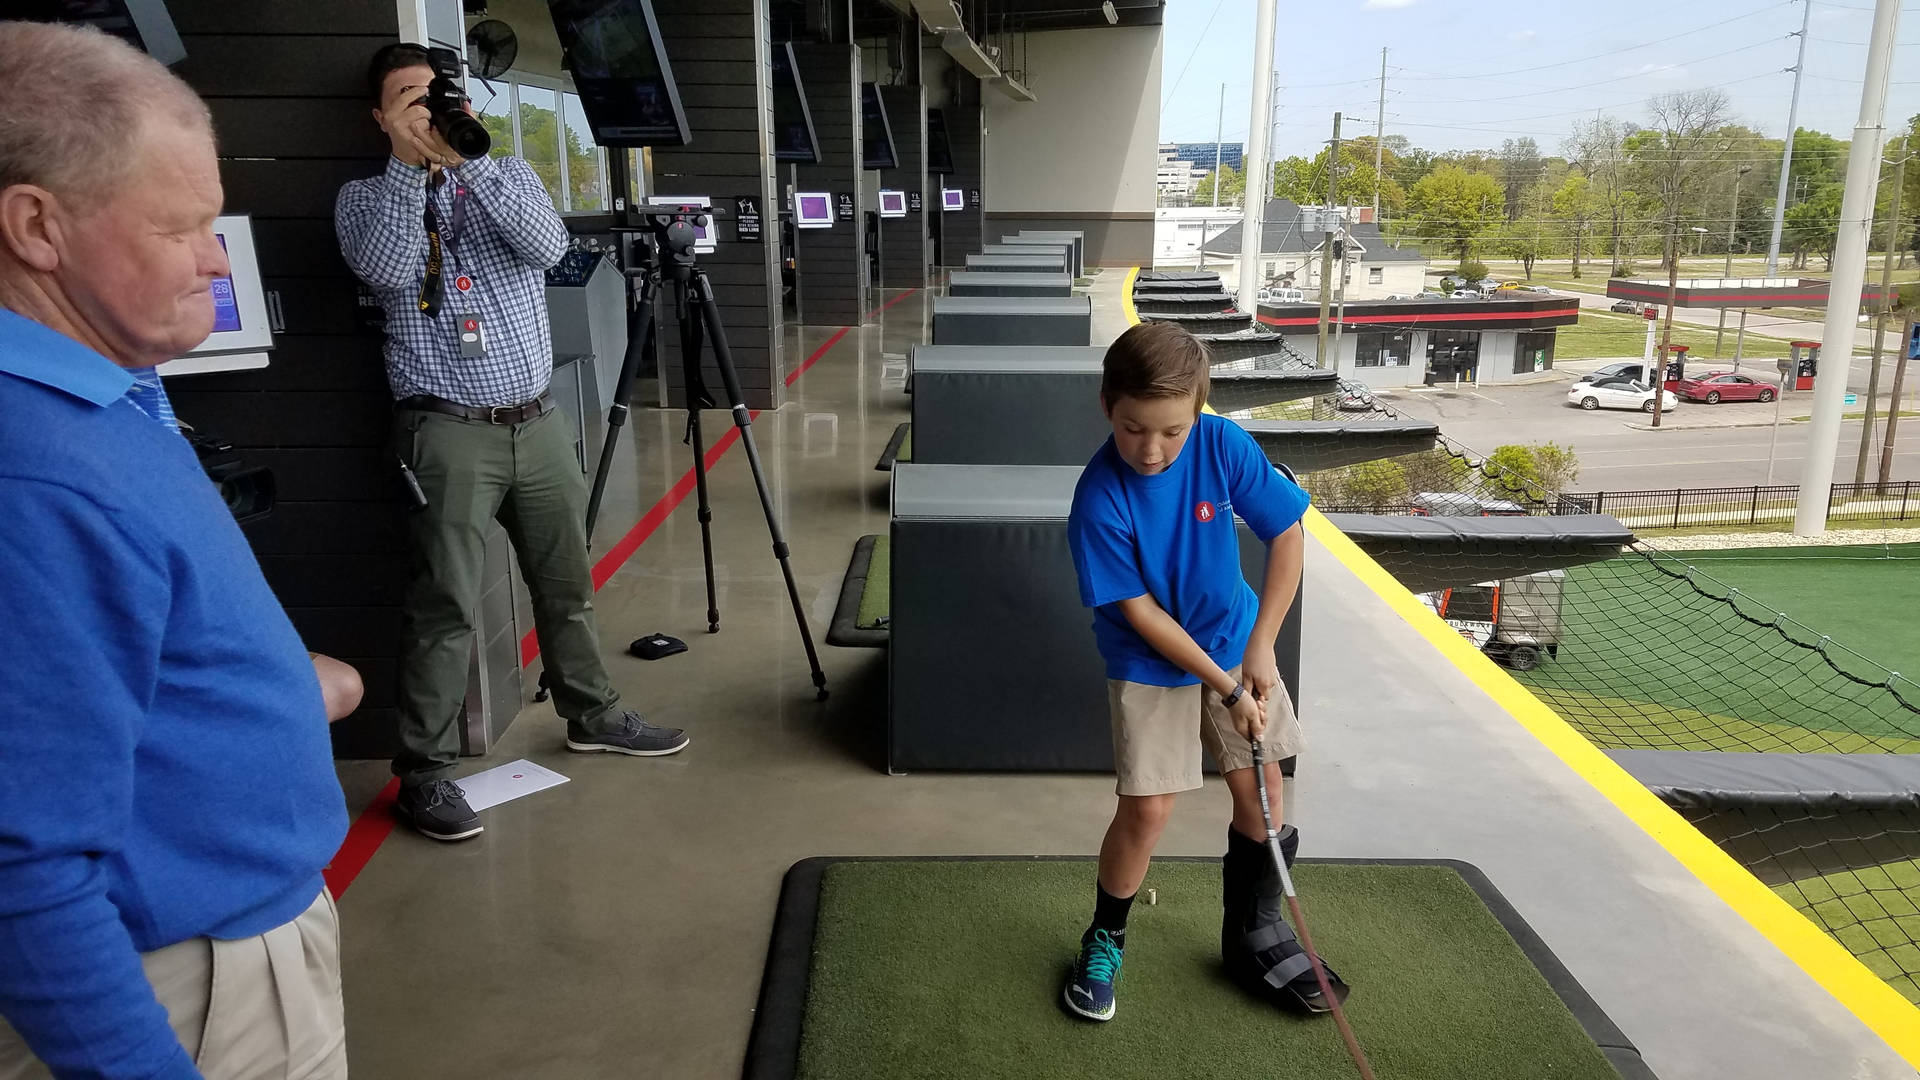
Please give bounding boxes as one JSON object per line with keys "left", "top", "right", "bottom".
{"left": 1067, "top": 412, "right": 1311, "bottom": 686}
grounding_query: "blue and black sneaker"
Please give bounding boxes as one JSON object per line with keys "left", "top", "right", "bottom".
{"left": 1062, "top": 929, "right": 1124, "bottom": 1021}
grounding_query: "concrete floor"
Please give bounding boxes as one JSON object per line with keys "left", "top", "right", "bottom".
{"left": 331, "top": 274, "right": 1913, "bottom": 1079}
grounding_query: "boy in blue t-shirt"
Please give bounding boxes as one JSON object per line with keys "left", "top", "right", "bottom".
{"left": 1062, "top": 321, "right": 1348, "bottom": 1022}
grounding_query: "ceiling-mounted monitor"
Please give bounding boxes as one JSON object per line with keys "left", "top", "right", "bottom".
{"left": 18, "top": 0, "right": 185, "bottom": 65}
{"left": 861, "top": 83, "right": 898, "bottom": 171}
{"left": 772, "top": 42, "right": 819, "bottom": 164}
{"left": 926, "top": 108, "right": 955, "bottom": 174}
{"left": 878, "top": 190, "right": 906, "bottom": 219}
{"left": 794, "top": 192, "right": 833, "bottom": 229}
{"left": 160, "top": 215, "right": 274, "bottom": 377}
{"left": 941, "top": 188, "right": 965, "bottom": 212}
{"left": 547, "top": 0, "right": 692, "bottom": 147}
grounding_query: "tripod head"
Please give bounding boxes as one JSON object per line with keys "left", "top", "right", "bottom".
{"left": 613, "top": 201, "right": 709, "bottom": 277}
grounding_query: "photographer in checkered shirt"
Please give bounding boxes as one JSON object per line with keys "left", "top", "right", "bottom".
{"left": 336, "top": 43, "right": 689, "bottom": 843}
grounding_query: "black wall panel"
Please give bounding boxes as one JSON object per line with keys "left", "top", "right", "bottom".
{"left": 791, "top": 41, "right": 865, "bottom": 325}
{"left": 878, "top": 84, "right": 928, "bottom": 289}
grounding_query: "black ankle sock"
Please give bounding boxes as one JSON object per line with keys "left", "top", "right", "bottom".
{"left": 1085, "top": 882, "right": 1135, "bottom": 945}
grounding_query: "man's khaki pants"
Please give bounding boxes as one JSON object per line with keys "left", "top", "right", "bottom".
{"left": 0, "top": 891, "right": 346, "bottom": 1079}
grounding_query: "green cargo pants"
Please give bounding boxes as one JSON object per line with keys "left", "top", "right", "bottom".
{"left": 393, "top": 406, "right": 621, "bottom": 787}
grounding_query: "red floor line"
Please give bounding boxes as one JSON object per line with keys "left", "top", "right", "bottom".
{"left": 332, "top": 291, "right": 911, "bottom": 896}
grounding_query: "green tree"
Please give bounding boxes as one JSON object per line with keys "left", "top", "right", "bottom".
{"left": 1194, "top": 164, "right": 1244, "bottom": 206}
{"left": 1785, "top": 182, "right": 1845, "bottom": 269}
{"left": 1405, "top": 163, "right": 1505, "bottom": 264}
{"left": 1270, "top": 144, "right": 1407, "bottom": 219}
{"left": 1485, "top": 443, "right": 1580, "bottom": 498}
{"left": 1550, "top": 174, "right": 1599, "bottom": 277}
{"left": 1400, "top": 448, "right": 1471, "bottom": 495}
{"left": 1498, "top": 137, "right": 1544, "bottom": 221}
{"left": 1498, "top": 220, "right": 1549, "bottom": 279}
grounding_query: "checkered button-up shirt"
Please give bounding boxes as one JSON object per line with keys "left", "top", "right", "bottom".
{"left": 335, "top": 154, "right": 568, "bottom": 408}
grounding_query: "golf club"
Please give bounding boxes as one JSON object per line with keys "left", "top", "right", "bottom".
{"left": 1252, "top": 738, "right": 1376, "bottom": 1080}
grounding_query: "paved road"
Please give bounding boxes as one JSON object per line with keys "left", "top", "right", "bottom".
{"left": 1563, "top": 287, "right": 1905, "bottom": 358}
{"left": 1376, "top": 375, "right": 1920, "bottom": 490}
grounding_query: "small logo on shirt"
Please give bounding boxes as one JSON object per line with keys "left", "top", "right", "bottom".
{"left": 455, "top": 275, "right": 473, "bottom": 293}
{"left": 1195, "top": 501, "right": 1217, "bottom": 523}
{"left": 463, "top": 318, "right": 478, "bottom": 332}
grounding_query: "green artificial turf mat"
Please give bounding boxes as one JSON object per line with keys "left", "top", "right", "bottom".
{"left": 856, "top": 535, "right": 890, "bottom": 630}
{"left": 1774, "top": 857, "right": 1920, "bottom": 1005}
{"left": 795, "top": 860, "right": 1625, "bottom": 1080}
{"left": 897, "top": 426, "right": 912, "bottom": 463}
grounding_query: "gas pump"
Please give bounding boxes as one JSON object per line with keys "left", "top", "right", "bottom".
{"left": 1661, "top": 343, "right": 1689, "bottom": 390}
{"left": 1784, "top": 341, "right": 1820, "bottom": 391}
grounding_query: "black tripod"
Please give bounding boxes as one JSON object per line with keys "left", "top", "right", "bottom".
{"left": 585, "top": 208, "right": 827, "bottom": 702}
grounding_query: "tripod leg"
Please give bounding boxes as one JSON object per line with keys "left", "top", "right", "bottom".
{"left": 689, "top": 270, "right": 830, "bottom": 701}
{"left": 678, "top": 281, "right": 723, "bottom": 634}
{"left": 586, "top": 269, "right": 659, "bottom": 542}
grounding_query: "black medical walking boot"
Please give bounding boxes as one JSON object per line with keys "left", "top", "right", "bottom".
{"left": 1221, "top": 825, "right": 1350, "bottom": 1015}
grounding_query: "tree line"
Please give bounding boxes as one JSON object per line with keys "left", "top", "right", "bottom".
{"left": 1192, "top": 92, "right": 1920, "bottom": 279}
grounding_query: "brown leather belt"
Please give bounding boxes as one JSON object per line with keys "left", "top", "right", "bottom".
{"left": 398, "top": 392, "right": 553, "bottom": 425}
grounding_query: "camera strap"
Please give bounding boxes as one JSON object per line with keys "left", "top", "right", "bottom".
{"left": 416, "top": 177, "right": 469, "bottom": 319}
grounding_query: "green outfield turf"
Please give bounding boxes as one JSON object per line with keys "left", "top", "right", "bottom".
{"left": 795, "top": 860, "right": 1625, "bottom": 1080}
{"left": 1775, "top": 858, "right": 1920, "bottom": 1004}
{"left": 1666, "top": 545, "right": 1920, "bottom": 676}
{"left": 856, "top": 535, "right": 890, "bottom": 630}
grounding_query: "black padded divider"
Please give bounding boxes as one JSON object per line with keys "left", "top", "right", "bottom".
{"left": 910, "top": 354, "right": 1340, "bottom": 467}
{"left": 825, "top": 535, "right": 889, "bottom": 649}
{"left": 1608, "top": 750, "right": 1920, "bottom": 811}
{"left": 1194, "top": 330, "right": 1296, "bottom": 363}
{"left": 743, "top": 856, "right": 1658, "bottom": 1080}
{"left": 947, "top": 271, "right": 1073, "bottom": 298}
{"left": 1133, "top": 277, "right": 1225, "bottom": 292}
{"left": 1134, "top": 292, "right": 1238, "bottom": 314}
{"left": 1138, "top": 269, "right": 1222, "bottom": 282}
{"left": 1323, "top": 513, "right": 1635, "bottom": 593}
{"left": 1144, "top": 311, "right": 1254, "bottom": 334}
{"left": 930, "top": 296, "right": 1092, "bottom": 346}
{"left": 964, "top": 253, "right": 1068, "bottom": 274}
{"left": 1016, "top": 230, "right": 1086, "bottom": 277}
{"left": 887, "top": 465, "right": 1300, "bottom": 772}
{"left": 1241, "top": 419, "right": 1443, "bottom": 473}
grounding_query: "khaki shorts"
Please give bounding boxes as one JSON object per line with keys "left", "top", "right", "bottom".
{"left": 1108, "top": 665, "right": 1304, "bottom": 796}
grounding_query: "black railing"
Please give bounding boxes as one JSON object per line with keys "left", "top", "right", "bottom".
{"left": 1553, "top": 482, "right": 1917, "bottom": 529}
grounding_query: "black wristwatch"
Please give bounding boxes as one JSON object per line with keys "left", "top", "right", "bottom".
{"left": 1222, "top": 683, "right": 1247, "bottom": 708}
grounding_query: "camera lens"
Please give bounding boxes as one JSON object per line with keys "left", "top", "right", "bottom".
{"left": 439, "top": 113, "right": 491, "bottom": 159}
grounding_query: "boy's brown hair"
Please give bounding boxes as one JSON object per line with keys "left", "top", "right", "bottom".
{"left": 1100, "top": 321, "right": 1211, "bottom": 414}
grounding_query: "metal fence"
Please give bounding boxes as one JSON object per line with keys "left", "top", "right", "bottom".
{"left": 1554, "top": 482, "right": 1919, "bottom": 530}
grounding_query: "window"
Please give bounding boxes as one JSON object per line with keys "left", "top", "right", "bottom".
{"left": 469, "top": 78, "right": 610, "bottom": 214}
{"left": 515, "top": 85, "right": 563, "bottom": 208}
{"left": 1515, "top": 331, "right": 1555, "bottom": 375}
{"left": 1354, "top": 330, "right": 1412, "bottom": 368}
{"left": 562, "top": 93, "right": 604, "bottom": 212}
{"left": 1368, "top": 266, "right": 1383, "bottom": 285}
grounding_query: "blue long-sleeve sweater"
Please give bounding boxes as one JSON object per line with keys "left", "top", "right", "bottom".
{"left": 0, "top": 310, "right": 347, "bottom": 1078}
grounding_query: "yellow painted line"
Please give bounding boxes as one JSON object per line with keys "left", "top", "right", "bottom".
{"left": 1302, "top": 508, "right": 1920, "bottom": 1066}
{"left": 1122, "top": 266, "right": 1141, "bottom": 327}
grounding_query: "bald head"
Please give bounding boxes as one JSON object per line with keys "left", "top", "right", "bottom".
{"left": 0, "top": 21, "right": 211, "bottom": 205}
{"left": 0, "top": 21, "right": 229, "bottom": 368}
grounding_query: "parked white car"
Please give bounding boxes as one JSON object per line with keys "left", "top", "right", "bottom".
{"left": 1572, "top": 361, "right": 1652, "bottom": 387}
{"left": 1258, "top": 287, "right": 1306, "bottom": 304}
{"left": 1567, "top": 377, "right": 1680, "bottom": 413}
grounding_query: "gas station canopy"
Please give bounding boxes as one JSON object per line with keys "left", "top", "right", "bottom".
{"left": 1605, "top": 277, "right": 1897, "bottom": 309}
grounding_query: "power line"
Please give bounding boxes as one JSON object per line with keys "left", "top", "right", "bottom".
{"left": 1160, "top": 0, "right": 1229, "bottom": 106}
{"left": 1388, "top": 2, "right": 1795, "bottom": 83}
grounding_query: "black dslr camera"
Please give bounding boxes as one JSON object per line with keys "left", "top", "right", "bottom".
{"left": 421, "top": 46, "right": 490, "bottom": 159}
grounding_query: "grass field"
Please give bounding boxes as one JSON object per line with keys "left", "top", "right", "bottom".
{"left": 797, "top": 860, "right": 1622, "bottom": 1080}
{"left": 1553, "top": 309, "right": 1802, "bottom": 362}
{"left": 1509, "top": 546, "right": 1920, "bottom": 751}
{"left": 1775, "top": 858, "right": 1920, "bottom": 1004}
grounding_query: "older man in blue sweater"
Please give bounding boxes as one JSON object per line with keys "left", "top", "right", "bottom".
{"left": 0, "top": 22, "right": 349, "bottom": 1080}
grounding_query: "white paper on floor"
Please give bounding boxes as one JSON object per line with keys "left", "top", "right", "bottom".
{"left": 455, "top": 759, "right": 569, "bottom": 812}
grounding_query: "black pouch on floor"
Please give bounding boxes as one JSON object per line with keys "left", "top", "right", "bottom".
{"left": 628, "top": 634, "right": 688, "bottom": 661}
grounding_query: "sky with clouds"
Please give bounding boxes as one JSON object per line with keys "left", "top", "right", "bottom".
{"left": 1158, "top": 0, "right": 1920, "bottom": 159}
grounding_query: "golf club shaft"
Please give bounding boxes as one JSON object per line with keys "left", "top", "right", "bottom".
{"left": 1251, "top": 741, "right": 1377, "bottom": 1080}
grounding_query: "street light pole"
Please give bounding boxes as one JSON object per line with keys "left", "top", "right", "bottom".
{"left": 1856, "top": 135, "right": 1908, "bottom": 484}
{"left": 1767, "top": 0, "right": 1813, "bottom": 276}
{"left": 1794, "top": 0, "right": 1900, "bottom": 535}
{"left": 1716, "top": 164, "right": 1752, "bottom": 359}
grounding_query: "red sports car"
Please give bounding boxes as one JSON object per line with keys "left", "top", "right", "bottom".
{"left": 1675, "top": 371, "right": 1778, "bottom": 404}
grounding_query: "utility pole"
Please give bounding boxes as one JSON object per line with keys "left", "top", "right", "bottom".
{"left": 1373, "top": 47, "right": 1387, "bottom": 223}
{"left": 1881, "top": 320, "right": 1913, "bottom": 491}
{"left": 1235, "top": 0, "right": 1279, "bottom": 316}
{"left": 1857, "top": 136, "right": 1907, "bottom": 483}
{"left": 1795, "top": 0, "right": 1900, "bottom": 536}
{"left": 1315, "top": 112, "right": 1342, "bottom": 369}
{"left": 1767, "top": 0, "right": 1813, "bottom": 276}
{"left": 1211, "top": 83, "right": 1224, "bottom": 209}
{"left": 1716, "top": 164, "right": 1752, "bottom": 359}
{"left": 1332, "top": 197, "right": 1354, "bottom": 374}
{"left": 1267, "top": 73, "right": 1283, "bottom": 204}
